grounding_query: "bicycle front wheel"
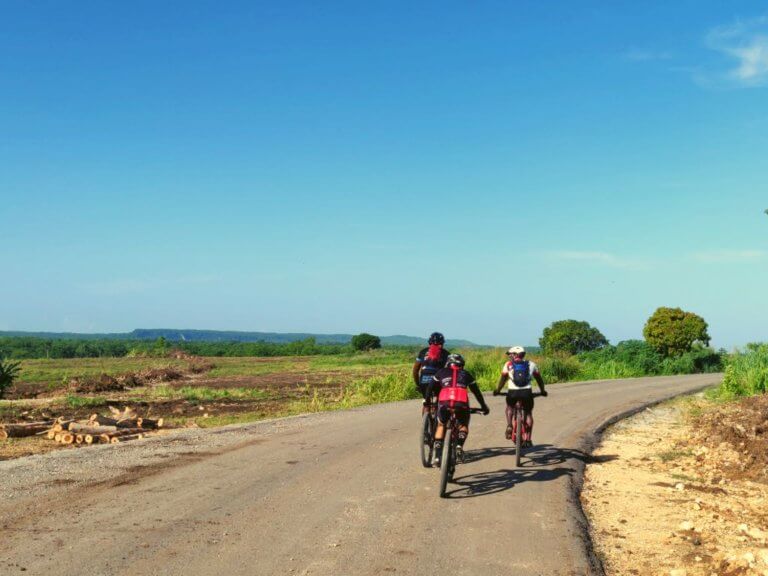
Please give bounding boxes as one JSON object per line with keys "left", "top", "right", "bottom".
{"left": 420, "top": 412, "right": 433, "bottom": 468}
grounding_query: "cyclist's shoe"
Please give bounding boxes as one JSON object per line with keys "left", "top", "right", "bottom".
{"left": 505, "top": 426, "right": 513, "bottom": 440}
{"left": 522, "top": 440, "right": 533, "bottom": 448}
{"left": 456, "top": 446, "right": 465, "bottom": 462}
{"left": 432, "top": 442, "right": 443, "bottom": 467}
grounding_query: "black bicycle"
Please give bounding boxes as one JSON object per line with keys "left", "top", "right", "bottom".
{"left": 420, "top": 401, "right": 437, "bottom": 468}
{"left": 438, "top": 407, "right": 485, "bottom": 498}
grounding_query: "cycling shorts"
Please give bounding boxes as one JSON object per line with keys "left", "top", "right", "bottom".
{"left": 506, "top": 389, "right": 534, "bottom": 412}
{"left": 437, "top": 402, "right": 470, "bottom": 427}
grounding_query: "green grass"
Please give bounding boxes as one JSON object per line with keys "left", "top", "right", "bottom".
{"left": 715, "top": 343, "right": 768, "bottom": 399}
{"left": 658, "top": 449, "right": 694, "bottom": 463}
{"left": 65, "top": 394, "right": 107, "bottom": 408}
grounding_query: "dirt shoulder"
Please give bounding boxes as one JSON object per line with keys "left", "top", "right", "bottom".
{"left": 582, "top": 394, "right": 768, "bottom": 576}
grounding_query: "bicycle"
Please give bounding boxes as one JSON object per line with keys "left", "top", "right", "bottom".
{"left": 437, "top": 407, "right": 485, "bottom": 498}
{"left": 506, "top": 392, "right": 543, "bottom": 467}
{"left": 420, "top": 400, "right": 438, "bottom": 468}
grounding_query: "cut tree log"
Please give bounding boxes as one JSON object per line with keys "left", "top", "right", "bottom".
{"left": 0, "top": 424, "right": 51, "bottom": 438}
{"left": 110, "top": 433, "right": 144, "bottom": 444}
{"left": 46, "top": 430, "right": 57, "bottom": 440}
{"left": 67, "top": 423, "right": 118, "bottom": 434}
{"left": 137, "top": 418, "right": 163, "bottom": 429}
{"left": 60, "top": 433, "right": 75, "bottom": 444}
{"left": 52, "top": 420, "right": 75, "bottom": 432}
{"left": 75, "top": 434, "right": 85, "bottom": 444}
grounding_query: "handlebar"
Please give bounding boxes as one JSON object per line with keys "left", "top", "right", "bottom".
{"left": 469, "top": 408, "right": 487, "bottom": 414}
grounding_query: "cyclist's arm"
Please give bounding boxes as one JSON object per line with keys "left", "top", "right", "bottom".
{"left": 412, "top": 361, "right": 421, "bottom": 386}
{"left": 494, "top": 373, "right": 507, "bottom": 394}
{"left": 534, "top": 371, "right": 547, "bottom": 395}
{"left": 468, "top": 382, "right": 489, "bottom": 411}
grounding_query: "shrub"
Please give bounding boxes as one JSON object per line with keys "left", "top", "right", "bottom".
{"left": 538, "top": 354, "right": 582, "bottom": 383}
{"left": 539, "top": 320, "right": 608, "bottom": 355}
{"left": 0, "top": 356, "right": 21, "bottom": 399}
{"left": 351, "top": 333, "right": 382, "bottom": 351}
{"left": 718, "top": 343, "right": 768, "bottom": 398}
{"left": 643, "top": 307, "right": 710, "bottom": 357}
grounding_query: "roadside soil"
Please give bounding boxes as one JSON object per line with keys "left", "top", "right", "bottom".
{"left": 582, "top": 394, "right": 768, "bottom": 576}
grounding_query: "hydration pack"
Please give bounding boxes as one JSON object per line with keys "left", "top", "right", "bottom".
{"left": 511, "top": 360, "right": 530, "bottom": 388}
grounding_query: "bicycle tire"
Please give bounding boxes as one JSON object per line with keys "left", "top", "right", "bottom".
{"left": 515, "top": 405, "right": 523, "bottom": 467}
{"left": 439, "top": 422, "right": 452, "bottom": 498}
{"left": 420, "top": 412, "right": 433, "bottom": 468}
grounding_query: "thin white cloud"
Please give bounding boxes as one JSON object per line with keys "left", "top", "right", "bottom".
{"left": 546, "top": 251, "right": 648, "bottom": 270}
{"left": 693, "top": 250, "right": 767, "bottom": 263}
{"left": 704, "top": 15, "right": 768, "bottom": 87}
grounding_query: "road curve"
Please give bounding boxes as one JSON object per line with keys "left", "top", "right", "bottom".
{"left": 0, "top": 374, "right": 721, "bottom": 576}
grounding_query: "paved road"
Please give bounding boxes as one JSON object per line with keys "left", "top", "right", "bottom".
{"left": 0, "top": 374, "right": 721, "bottom": 576}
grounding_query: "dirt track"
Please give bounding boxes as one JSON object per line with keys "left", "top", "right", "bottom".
{"left": 0, "top": 374, "right": 721, "bottom": 575}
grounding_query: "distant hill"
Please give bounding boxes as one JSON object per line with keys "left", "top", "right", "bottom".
{"left": 0, "top": 329, "right": 482, "bottom": 348}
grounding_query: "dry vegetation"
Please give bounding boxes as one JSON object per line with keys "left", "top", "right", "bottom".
{"left": 582, "top": 395, "right": 768, "bottom": 576}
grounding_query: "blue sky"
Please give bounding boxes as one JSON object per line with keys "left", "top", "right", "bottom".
{"left": 1, "top": 1, "right": 766, "bottom": 348}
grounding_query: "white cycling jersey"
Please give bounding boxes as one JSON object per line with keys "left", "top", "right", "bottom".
{"left": 501, "top": 360, "right": 540, "bottom": 391}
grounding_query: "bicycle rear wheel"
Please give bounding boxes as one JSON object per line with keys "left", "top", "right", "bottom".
{"left": 439, "top": 423, "right": 453, "bottom": 498}
{"left": 420, "top": 412, "right": 433, "bottom": 468}
{"left": 515, "top": 405, "right": 523, "bottom": 467}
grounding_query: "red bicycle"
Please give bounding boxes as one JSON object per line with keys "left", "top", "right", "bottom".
{"left": 507, "top": 392, "right": 544, "bottom": 467}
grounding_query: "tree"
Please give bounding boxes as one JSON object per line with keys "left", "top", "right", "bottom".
{"left": 643, "top": 307, "right": 710, "bottom": 357}
{"left": 539, "top": 320, "right": 608, "bottom": 355}
{"left": 351, "top": 333, "right": 381, "bottom": 351}
{"left": 0, "top": 356, "right": 21, "bottom": 399}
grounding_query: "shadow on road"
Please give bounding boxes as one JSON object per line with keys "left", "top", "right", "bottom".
{"left": 444, "top": 445, "right": 619, "bottom": 498}
{"left": 462, "top": 444, "right": 618, "bottom": 469}
{"left": 447, "top": 467, "right": 573, "bottom": 498}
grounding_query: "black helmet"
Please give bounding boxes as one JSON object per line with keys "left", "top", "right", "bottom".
{"left": 428, "top": 332, "right": 445, "bottom": 345}
{"left": 446, "top": 353, "right": 465, "bottom": 367}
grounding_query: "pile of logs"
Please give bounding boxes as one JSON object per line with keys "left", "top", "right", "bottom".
{"left": 1, "top": 407, "right": 164, "bottom": 446}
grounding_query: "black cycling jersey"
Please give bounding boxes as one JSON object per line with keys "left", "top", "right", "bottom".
{"left": 427, "top": 367, "right": 487, "bottom": 409}
{"left": 415, "top": 346, "right": 450, "bottom": 396}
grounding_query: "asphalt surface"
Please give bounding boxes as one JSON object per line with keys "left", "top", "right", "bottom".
{"left": 0, "top": 374, "right": 721, "bottom": 576}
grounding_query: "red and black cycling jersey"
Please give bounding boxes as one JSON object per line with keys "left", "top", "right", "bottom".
{"left": 415, "top": 346, "right": 450, "bottom": 385}
{"left": 427, "top": 367, "right": 487, "bottom": 409}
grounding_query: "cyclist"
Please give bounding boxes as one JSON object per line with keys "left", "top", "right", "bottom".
{"left": 493, "top": 346, "right": 547, "bottom": 447}
{"left": 428, "top": 353, "right": 489, "bottom": 466}
{"left": 412, "top": 332, "right": 450, "bottom": 409}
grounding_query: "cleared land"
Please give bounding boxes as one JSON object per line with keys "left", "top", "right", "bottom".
{"left": 582, "top": 394, "right": 768, "bottom": 575}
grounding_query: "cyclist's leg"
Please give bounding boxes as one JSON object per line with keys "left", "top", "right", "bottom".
{"left": 432, "top": 404, "right": 450, "bottom": 465}
{"left": 456, "top": 405, "right": 470, "bottom": 446}
{"left": 523, "top": 392, "right": 535, "bottom": 444}
{"left": 504, "top": 392, "right": 516, "bottom": 439}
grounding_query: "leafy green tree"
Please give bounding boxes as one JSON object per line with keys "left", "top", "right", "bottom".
{"left": 0, "top": 356, "right": 21, "bottom": 399}
{"left": 539, "top": 320, "right": 608, "bottom": 355}
{"left": 643, "top": 307, "right": 710, "bottom": 357}
{"left": 351, "top": 333, "right": 382, "bottom": 351}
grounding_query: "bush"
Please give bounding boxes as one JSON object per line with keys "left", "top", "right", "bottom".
{"left": 539, "top": 320, "right": 608, "bottom": 355}
{"left": 0, "top": 356, "right": 21, "bottom": 399}
{"left": 643, "top": 307, "right": 710, "bottom": 357}
{"left": 718, "top": 343, "right": 768, "bottom": 398}
{"left": 538, "top": 355, "right": 582, "bottom": 383}
{"left": 351, "top": 333, "right": 381, "bottom": 351}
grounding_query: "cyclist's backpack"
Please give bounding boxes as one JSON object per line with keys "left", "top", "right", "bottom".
{"left": 511, "top": 360, "right": 530, "bottom": 388}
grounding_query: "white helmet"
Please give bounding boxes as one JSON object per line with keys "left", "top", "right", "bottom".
{"left": 507, "top": 345, "right": 525, "bottom": 355}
